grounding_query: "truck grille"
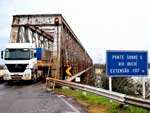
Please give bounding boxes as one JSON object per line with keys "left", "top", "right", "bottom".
{"left": 11, "top": 75, "right": 22, "bottom": 80}
{"left": 6, "top": 64, "right": 28, "bottom": 72}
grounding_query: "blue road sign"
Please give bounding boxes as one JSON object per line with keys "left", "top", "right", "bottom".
{"left": 106, "top": 51, "right": 148, "bottom": 77}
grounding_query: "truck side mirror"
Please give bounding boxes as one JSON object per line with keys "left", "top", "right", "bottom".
{"left": 1, "top": 51, "right": 3, "bottom": 59}
{"left": 34, "top": 52, "right": 36, "bottom": 58}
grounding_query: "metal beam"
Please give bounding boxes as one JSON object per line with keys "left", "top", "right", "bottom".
{"left": 28, "top": 26, "right": 54, "bottom": 42}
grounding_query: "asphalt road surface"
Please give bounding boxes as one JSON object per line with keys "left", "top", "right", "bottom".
{"left": 0, "top": 81, "right": 87, "bottom": 113}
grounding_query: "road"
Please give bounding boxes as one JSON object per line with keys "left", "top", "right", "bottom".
{"left": 0, "top": 81, "right": 87, "bottom": 113}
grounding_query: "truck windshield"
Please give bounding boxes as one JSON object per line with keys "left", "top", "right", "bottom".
{"left": 5, "top": 49, "right": 31, "bottom": 60}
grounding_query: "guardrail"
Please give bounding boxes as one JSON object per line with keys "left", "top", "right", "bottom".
{"left": 125, "top": 95, "right": 150, "bottom": 109}
{"left": 46, "top": 77, "right": 150, "bottom": 109}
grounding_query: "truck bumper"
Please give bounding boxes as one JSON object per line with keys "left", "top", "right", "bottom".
{"left": 4, "top": 75, "right": 32, "bottom": 80}
{"left": 3, "top": 71, "right": 32, "bottom": 81}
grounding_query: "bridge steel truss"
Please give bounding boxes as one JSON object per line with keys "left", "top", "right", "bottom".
{"left": 9, "top": 14, "right": 93, "bottom": 83}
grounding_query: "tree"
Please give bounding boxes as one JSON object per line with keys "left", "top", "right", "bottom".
{"left": 100, "top": 66, "right": 135, "bottom": 95}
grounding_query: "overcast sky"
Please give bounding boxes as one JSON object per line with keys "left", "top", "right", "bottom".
{"left": 0, "top": 0, "right": 150, "bottom": 64}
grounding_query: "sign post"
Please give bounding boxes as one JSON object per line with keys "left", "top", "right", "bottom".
{"left": 109, "top": 77, "right": 112, "bottom": 102}
{"left": 106, "top": 51, "right": 148, "bottom": 99}
{"left": 109, "top": 77, "right": 112, "bottom": 92}
{"left": 143, "top": 77, "right": 146, "bottom": 99}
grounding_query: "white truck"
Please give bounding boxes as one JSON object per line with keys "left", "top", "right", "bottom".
{"left": 1, "top": 43, "right": 52, "bottom": 81}
{"left": 2, "top": 43, "right": 36, "bottom": 81}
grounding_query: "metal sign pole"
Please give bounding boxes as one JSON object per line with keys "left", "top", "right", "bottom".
{"left": 109, "top": 77, "right": 112, "bottom": 92}
{"left": 142, "top": 77, "right": 146, "bottom": 99}
{"left": 109, "top": 77, "right": 112, "bottom": 102}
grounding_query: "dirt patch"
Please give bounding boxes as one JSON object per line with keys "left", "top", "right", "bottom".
{"left": 76, "top": 99, "right": 90, "bottom": 108}
{"left": 77, "top": 99, "right": 109, "bottom": 113}
{"left": 88, "top": 105, "right": 108, "bottom": 113}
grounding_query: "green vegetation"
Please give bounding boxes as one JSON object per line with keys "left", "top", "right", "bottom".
{"left": 100, "top": 66, "right": 135, "bottom": 95}
{"left": 55, "top": 88, "right": 150, "bottom": 113}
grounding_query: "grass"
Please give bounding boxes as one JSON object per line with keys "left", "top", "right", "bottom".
{"left": 55, "top": 88, "right": 150, "bottom": 113}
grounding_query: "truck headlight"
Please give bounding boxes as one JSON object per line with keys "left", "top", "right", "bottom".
{"left": 3, "top": 73, "right": 11, "bottom": 80}
{"left": 4, "top": 74, "right": 9, "bottom": 77}
{"left": 23, "top": 72, "right": 31, "bottom": 80}
{"left": 24, "top": 73, "right": 30, "bottom": 77}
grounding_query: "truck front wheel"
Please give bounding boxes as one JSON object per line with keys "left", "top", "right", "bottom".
{"left": 32, "top": 71, "right": 37, "bottom": 83}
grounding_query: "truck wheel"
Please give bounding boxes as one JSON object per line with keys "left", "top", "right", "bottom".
{"left": 32, "top": 76, "right": 37, "bottom": 83}
{"left": 42, "top": 69, "right": 48, "bottom": 82}
{"left": 32, "top": 72, "right": 37, "bottom": 83}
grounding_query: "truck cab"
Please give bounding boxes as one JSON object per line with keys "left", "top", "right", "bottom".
{"left": 1, "top": 43, "right": 37, "bottom": 81}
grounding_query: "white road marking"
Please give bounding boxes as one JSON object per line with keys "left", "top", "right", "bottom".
{"left": 58, "top": 96, "right": 81, "bottom": 113}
